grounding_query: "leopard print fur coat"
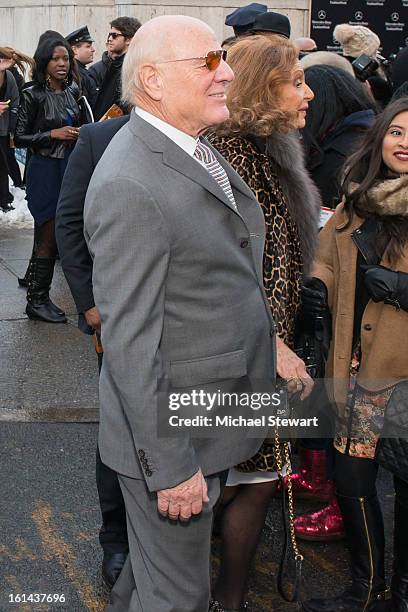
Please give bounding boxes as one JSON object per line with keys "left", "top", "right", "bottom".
{"left": 208, "top": 131, "right": 321, "bottom": 347}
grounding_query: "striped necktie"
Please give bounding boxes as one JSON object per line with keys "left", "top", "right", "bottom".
{"left": 194, "top": 140, "right": 238, "bottom": 211}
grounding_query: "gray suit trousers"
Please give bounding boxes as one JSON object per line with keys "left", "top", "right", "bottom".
{"left": 106, "top": 474, "right": 223, "bottom": 612}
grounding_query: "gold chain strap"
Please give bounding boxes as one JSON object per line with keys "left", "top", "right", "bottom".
{"left": 273, "top": 428, "right": 304, "bottom": 563}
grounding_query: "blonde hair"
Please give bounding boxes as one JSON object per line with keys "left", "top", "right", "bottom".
{"left": 0, "top": 47, "right": 35, "bottom": 76}
{"left": 216, "top": 35, "right": 300, "bottom": 136}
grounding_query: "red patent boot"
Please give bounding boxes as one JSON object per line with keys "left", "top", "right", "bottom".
{"left": 291, "top": 448, "right": 333, "bottom": 501}
{"left": 294, "top": 492, "right": 345, "bottom": 542}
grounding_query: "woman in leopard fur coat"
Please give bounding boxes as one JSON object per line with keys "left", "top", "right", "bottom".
{"left": 208, "top": 34, "right": 321, "bottom": 611}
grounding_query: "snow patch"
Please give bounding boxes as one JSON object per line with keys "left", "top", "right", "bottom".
{"left": 0, "top": 169, "right": 33, "bottom": 229}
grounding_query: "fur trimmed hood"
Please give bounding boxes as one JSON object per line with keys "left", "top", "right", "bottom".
{"left": 263, "top": 131, "right": 322, "bottom": 274}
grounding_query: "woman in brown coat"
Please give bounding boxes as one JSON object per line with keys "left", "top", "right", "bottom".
{"left": 302, "top": 98, "right": 408, "bottom": 612}
{"left": 208, "top": 35, "right": 320, "bottom": 611}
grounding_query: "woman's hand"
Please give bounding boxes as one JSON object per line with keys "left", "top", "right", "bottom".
{"left": 0, "top": 101, "right": 10, "bottom": 116}
{"left": 51, "top": 126, "right": 80, "bottom": 141}
{"left": 0, "top": 57, "right": 15, "bottom": 72}
{"left": 276, "top": 336, "right": 314, "bottom": 400}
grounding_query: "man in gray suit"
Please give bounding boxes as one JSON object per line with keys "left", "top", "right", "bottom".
{"left": 84, "top": 15, "right": 276, "bottom": 611}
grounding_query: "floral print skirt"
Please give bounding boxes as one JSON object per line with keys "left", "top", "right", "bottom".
{"left": 334, "top": 344, "right": 393, "bottom": 459}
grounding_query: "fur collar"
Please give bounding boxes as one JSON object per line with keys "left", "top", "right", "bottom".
{"left": 361, "top": 175, "right": 408, "bottom": 216}
{"left": 262, "top": 131, "right": 322, "bottom": 274}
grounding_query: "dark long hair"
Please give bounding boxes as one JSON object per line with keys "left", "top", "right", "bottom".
{"left": 342, "top": 97, "right": 408, "bottom": 263}
{"left": 303, "top": 65, "right": 375, "bottom": 156}
{"left": 32, "top": 36, "right": 78, "bottom": 88}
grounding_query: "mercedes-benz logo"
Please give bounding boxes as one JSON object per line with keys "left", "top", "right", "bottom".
{"left": 391, "top": 12, "right": 399, "bottom": 22}
{"left": 355, "top": 11, "right": 363, "bottom": 20}
{"left": 318, "top": 10, "right": 326, "bottom": 19}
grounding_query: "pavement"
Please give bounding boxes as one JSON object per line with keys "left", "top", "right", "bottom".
{"left": 0, "top": 225, "right": 396, "bottom": 612}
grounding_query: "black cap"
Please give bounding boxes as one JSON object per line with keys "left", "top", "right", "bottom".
{"left": 225, "top": 3, "right": 268, "bottom": 33}
{"left": 65, "top": 26, "right": 94, "bottom": 45}
{"left": 250, "top": 11, "right": 291, "bottom": 39}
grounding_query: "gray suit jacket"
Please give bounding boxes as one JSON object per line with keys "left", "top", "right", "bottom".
{"left": 84, "top": 112, "right": 276, "bottom": 492}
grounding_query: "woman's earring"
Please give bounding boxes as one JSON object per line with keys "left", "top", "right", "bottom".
{"left": 46, "top": 75, "right": 51, "bottom": 88}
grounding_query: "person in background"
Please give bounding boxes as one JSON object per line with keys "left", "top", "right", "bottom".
{"left": 333, "top": 23, "right": 392, "bottom": 107}
{"left": 303, "top": 65, "right": 376, "bottom": 210}
{"left": 0, "top": 49, "right": 21, "bottom": 212}
{"left": 302, "top": 97, "right": 408, "bottom": 612}
{"left": 15, "top": 36, "right": 81, "bottom": 323}
{"left": 208, "top": 34, "right": 318, "bottom": 611}
{"left": 1, "top": 48, "right": 34, "bottom": 192}
{"left": 17, "top": 30, "right": 66, "bottom": 290}
{"left": 300, "top": 51, "right": 356, "bottom": 77}
{"left": 65, "top": 26, "right": 97, "bottom": 107}
{"left": 250, "top": 10, "right": 291, "bottom": 39}
{"left": 88, "top": 16, "right": 141, "bottom": 120}
{"left": 225, "top": 2, "right": 267, "bottom": 37}
{"left": 391, "top": 47, "right": 408, "bottom": 100}
{"left": 292, "top": 66, "right": 376, "bottom": 543}
{"left": 56, "top": 115, "right": 130, "bottom": 589}
{"left": 295, "top": 37, "right": 317, "bottom": 55}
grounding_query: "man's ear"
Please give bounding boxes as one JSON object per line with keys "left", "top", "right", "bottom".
{"left": 138, "top": 64, "right": 163, "bottom": 101}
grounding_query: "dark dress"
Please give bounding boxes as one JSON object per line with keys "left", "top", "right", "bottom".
{"left": 15, "top": 83, "right": 80, "bottom": 225}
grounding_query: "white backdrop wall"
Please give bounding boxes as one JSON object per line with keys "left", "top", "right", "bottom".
{"left": 0, "top": 0, "right": 310, "bottom": 60}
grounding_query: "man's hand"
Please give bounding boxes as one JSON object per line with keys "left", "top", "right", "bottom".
{"left": 276, "top": 336, "right": 314, "bottom": 400}
{"left": 84, "top": 306, "right": 101, "bottom": 333}
{"left": 157, "top": 469, "right": 209, "bottom": 521}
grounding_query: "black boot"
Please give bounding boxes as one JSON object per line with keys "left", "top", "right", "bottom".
{"left": 302, "top": 493, "right": 389, "bottom": 612}
{"left": 26, "top": 258, "right": 67, "bottom": 323}
{"left": 391, "top": 497, "right": 408, "bottom": 611}
{"left": 18, "top": 258, "right": 33, "bottom": 288}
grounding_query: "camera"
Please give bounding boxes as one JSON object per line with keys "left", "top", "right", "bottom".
{"left": 352, "top": 53, "right": 380, "bottom": 81}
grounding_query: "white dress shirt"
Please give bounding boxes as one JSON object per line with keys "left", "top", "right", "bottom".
{"left": 135, "top": 107, "right": 198, "bottom": 158}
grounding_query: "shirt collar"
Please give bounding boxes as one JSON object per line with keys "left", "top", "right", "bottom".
{"left": 135, "top": 107, "right": 198, "bottom": 157}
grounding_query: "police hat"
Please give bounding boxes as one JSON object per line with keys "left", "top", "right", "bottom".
{"left": 225, "top": 3, "right": 268, "bottom": 33}
{"left": 65, "top": 26, "right": 94, "bottom": 45}
{"left": 250, "top": 11, "right": 291, "bottom": 39}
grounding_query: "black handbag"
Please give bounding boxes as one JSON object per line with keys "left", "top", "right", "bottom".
{"left": 375, "top": 381, "right": 408, "bottom": 484}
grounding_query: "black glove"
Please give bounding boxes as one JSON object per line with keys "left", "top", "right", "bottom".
{"left": 362, "top": 264, "right": 408, "bottom": 312}
{"left": 301, "top": 277, "right": 328, "bottom": 318}
{"left": 295, "top": 278, "right": 331, "bottom": 375}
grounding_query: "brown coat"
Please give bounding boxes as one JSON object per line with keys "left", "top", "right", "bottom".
{"left": 314, "top": 203, "right": 408, "bottom": 416}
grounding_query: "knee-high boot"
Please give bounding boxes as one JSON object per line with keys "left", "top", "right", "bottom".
{"left": 26, "top": 258, "right": 66, "bottom": 323}
{"left": 391, "top": 496, "right": 408, "bottom": 611}
{"left": 302, "top": 493, "right": 389, "bottom": 612}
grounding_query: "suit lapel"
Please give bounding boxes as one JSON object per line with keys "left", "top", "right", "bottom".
{"left": 129, "top": 113, "right": 250, "bottom": 217}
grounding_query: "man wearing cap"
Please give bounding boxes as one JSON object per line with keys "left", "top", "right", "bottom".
{"left": 250, "top": 10, "right": 291, "bottom": 39}
{"left": 225, "top": 2, "right": 267, "bottom": 36}
{"left": 66, "top": 26, "right": 97, "bottom": 107}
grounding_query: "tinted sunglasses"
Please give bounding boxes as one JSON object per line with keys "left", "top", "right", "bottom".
{"left": 107, "top": 32, "right": 125, "bottom": 40}
{"left": 159, "top": 49, "right": 227, "bottom": 71}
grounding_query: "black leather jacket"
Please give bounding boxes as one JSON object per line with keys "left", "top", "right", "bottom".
{"left": 15, "top": 82, "right": 80, "bottom": 159}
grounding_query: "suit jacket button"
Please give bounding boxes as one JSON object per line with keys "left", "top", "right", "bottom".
{"left": 363, "top": 324, "right": 372, "bottom": 331}
{"left": 138, "top": 449, "right": 145, "bottom": 457}
{"left": 240, "top": 239, "right": 249, "bottom": 248}
{"left": 145, "top": 469, "right": 153, "bottom": 477}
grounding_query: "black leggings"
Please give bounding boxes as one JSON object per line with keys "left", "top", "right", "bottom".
{"left": 335, "top": 450, "right": 408, "bottom": 506}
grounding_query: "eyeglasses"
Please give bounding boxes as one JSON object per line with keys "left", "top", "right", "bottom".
{"left": 107, "top": 32, "right": 125, "bottom": 40}
{"left": 159, "top": 49, "right": 227, "bottom": 71}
